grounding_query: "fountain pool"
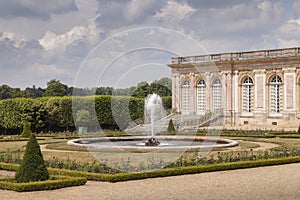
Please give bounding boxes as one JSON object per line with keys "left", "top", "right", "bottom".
{"left": 67, "top": 136, "right": 238, "bottom": 151}
{"left": 69, "top": 94, "right": 238, "bottom": 152}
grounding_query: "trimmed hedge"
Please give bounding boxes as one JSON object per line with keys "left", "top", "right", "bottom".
{"left": 2, "top": 156, "right": 300, "bottom": 183}
{"left": 0, "top": 96, "right": 172, "bottom": 133}
{"left": 21, "top": 122, "right": 32, "bottom": 138}
{"left": 15, "top": 134, "right": 49, "bottom": 182}
{"left": 0, "top": 163, "right": 19, "bottom": 171}
{"left": 3, "top": 157, "right": 300, "bottom": 183}
{"left": 0, "top": 176, "right": 87, "bottom": 192}
{"left": 167, "top": 119, "right": 176, "bottom": 132}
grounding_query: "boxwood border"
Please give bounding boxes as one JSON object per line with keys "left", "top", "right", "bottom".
{"left": 0, "top": 176, "right": 87, "bottom": 192}
{"left": 1, "top": 156, "right": 300, "bottom": 183}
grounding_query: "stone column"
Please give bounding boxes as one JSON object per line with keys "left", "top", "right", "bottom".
{"left": 172, "top": 72, "right": 176, "bottom": 112}
{"left": 222, "top": 71, "right": 232, "bottom": 118}
{"left": 190, "top": 73, "right": 195, "bottom": 115}
{"left": 232, "top": 70, "right": 239, "bottom": 125}
{"left": 176, "top": 74, "right": 181, "bottom": 113}
{"left": 254, "top": 69, "right": 266, "bottom": 124}
{"left": 283, "top": 68, "right": 296, "bottom": 113}
{"left": 221, "top": 71, "right": 228, "bottom": 115}
{"left": 205, "top": 72, "right": 211, "bottom": 112}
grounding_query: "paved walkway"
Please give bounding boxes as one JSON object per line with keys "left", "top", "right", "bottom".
{"left": 1, "top": 163, "right": 300, "bottom": 200}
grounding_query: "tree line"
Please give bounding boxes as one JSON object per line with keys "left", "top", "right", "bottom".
{"left": 0, "top": 78, "right": 171, "bottom": 100}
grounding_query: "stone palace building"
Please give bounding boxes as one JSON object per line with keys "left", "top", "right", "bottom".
{"left": 168, "top": 47, "right": 300, "bottom": 131}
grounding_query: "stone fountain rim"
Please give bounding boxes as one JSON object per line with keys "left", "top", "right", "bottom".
{"left": 67, "top": 136, "right": 239, "bottom": 151}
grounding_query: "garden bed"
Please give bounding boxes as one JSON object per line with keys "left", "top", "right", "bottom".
{"left": 1, "top": 156, "right": 300, "bottom": 183}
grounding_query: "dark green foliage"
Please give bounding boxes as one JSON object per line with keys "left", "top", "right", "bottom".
{"left": 0, "top": 176, "right": 87, "bottom": 192}
{"left": 167, "top": 119, "right": 176, "bottom": 132}
{"left": 21, "top": 122, "right": 32, "bottom": 138}
{"left": 131, "top": 78, "right": 172, "bottom": 98}
{"left": 43, "top": 79, "right": 67, "bottom": 97}
{"left": 298, "top": 125, "right": 300, "bottom": 134}
{"left": 150, "top": 77, "right": 172, "bottom": 97}
{"left": 0, "top": 95, "right": 172, "bottom": 133}
{"left": 132, "top": 81, "right": 151, "bottom": 97}
{"left": 0, "top": 78, "right": 171, "bottom": 100}
{"left": 0, "top": 99, "right": 21, "bottom": 132}
{"left": 15, "top": 134, "right": 49, "bottom": 182}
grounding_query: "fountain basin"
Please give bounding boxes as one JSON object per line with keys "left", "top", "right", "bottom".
{"left": 67, "top": 136, "right": 238, "bottom": 151}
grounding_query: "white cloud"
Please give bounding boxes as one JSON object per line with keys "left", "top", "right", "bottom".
{"left": 154, "top": 1, "right": 196, "bottom": 24}
{"left": 39, "top": 20, "right": 103, "bottom": 51}
{"left": 0, "top": 32, "right": 25, "bottom": 48}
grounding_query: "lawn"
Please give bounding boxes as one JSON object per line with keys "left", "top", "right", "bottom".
{"left": 1, "top": 133, "right": 300, "bottom": 173}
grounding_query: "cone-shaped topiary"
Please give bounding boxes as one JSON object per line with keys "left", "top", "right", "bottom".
{"left": 15, "top": 134, "right": 49, "bottom": 182}
{"left": 21, "top": 122, "right": 32, "bottom": 138}
{"left": 167, "top": 119, "right": 176, "bottom": 132}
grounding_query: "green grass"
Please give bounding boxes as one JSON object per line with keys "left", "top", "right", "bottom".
{"left": 0, "top": 139, "right": 66, "bottom": 153}
{"left": 234, "top": 141, "right": 260, "bottom": 149}
{"left": 46, "top": 142, "right": 88, "bottom": 152}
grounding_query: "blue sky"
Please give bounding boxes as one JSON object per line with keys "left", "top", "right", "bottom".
{"left": 1, "top": 0, "right": 300, "bottom": 88}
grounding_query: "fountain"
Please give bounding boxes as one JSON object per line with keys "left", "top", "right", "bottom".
{"left": 143, "top": 93, "right": 164, "bottom": 146}
{"left": 68, "top": 93, "right": 238, "bottom": 151}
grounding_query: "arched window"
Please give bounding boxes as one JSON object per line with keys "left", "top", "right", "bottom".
{"left": 213, "top": 79, "right": 222, "bottom": 110}
{"left": 270, "top": 75, "right": 282, "bottom": 113}
{"left": 242, "top": 77, "right": 254, "bottom": 113}
{"left": 196, "top": 80, "right": 206, "bottom": 114}
{"left": 181, "top": 80, "right": 190, "bottom": 114}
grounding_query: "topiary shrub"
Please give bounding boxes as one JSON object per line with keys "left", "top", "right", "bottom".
{"left": 21, "top": 122, "right": 32, "bottom": 138}
{"left": 298, "top": 125, "right": 300, "bottom": 134}
{"left": 15, "top": 134, "right": 49, "bottom": 183}
{"left": 167, "top": 119, "right": 176, "bottom": 132}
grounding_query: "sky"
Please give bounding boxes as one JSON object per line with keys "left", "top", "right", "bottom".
{"left": 1, "top": 0, "right": 300, "bottom": 89}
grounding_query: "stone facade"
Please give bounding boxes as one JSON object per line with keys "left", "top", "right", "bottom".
{"left": 168, "top": 47, "right": 300, "bottom": 131}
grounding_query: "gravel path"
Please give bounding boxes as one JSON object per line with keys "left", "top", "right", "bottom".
{"left": 1, "top": 163, "right": 300, "bottom": 200}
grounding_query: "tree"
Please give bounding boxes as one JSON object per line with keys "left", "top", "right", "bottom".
{"left": 45, "top": 98, "right": 63, "bottom": 131}
{"left": 298, "top": 125, "right": 300, "bottom": 134}
{"left": 150, "top": 77, "right": 172, "bottom": 97}
{"left": 0, "top": 84, "right": 13, "bottom": 99}
{"left": 44, "top": 79, "right": 67, "bottom": 97}
{"left": 95, "top": 87, "right": 113, "bottom": 95}
{"left": 167, "top": 119, "right": 176, "bottom": 132}
{"left": 61, "top": 97, "right": 74, "bottom": 131}
{"left": 15, "top": 134, "right": 49, "bottom": 182}
{"left": 23, "top": 85, "right": 44, "bottom": 98}
{"left": 132, "top": 81, "right": 151, "bottom": 97}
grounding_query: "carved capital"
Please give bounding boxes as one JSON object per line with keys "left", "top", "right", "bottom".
{"left": 282, "top": 67, "right": 296, "bottom": 73}
{"left": 253, "top": 69, "right": 266, "bottom": 74}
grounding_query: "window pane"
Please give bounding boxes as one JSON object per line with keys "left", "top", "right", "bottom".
{"left": 242, "top": 77, "right": 253, "bottom": 113}
{"left": 197, "top": 80, "right": 206, "bottom": 114}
